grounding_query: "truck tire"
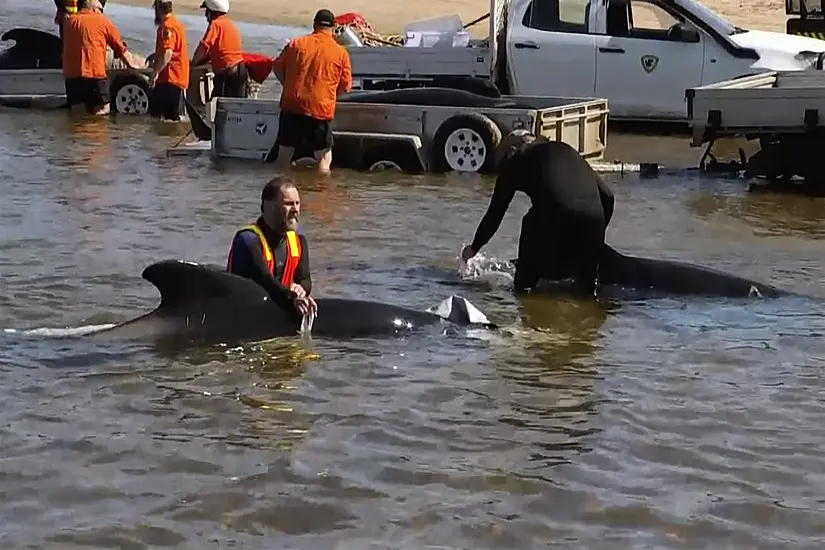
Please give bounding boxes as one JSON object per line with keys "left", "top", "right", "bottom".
{"left": 430, "top": 113, "right": 502, "bottom": 173}
{"left": 110, "top": 73, "right": 151, "bottom": 115}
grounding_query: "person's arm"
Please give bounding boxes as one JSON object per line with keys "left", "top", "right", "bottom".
{"left": 336, "top": 50, "right": 352, "bottom": 96}
{"left": 152, "top": 26, "right": 176, "bottom": 83}
{"left": 191, "top": 23, "right": 215, "bottom": 67}
{"left": 271, "top": 42, "right": 290, "bottom": 84}
{"left": 469, "top": 170, "right": 517, "bottom": 253}
{"left": 233, "top": 232, "right": 295, "bottom": 306}
{"left": 105, "top": 20, "right": 138, "bottom": 69}
{"left": 596, "top": 173, "right": 615, "bottom": 227}
{"left": 293, "top": 235, "right": 312, "bottom": 296}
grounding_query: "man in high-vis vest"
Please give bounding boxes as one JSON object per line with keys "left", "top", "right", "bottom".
{"left": 54, "top": 0, "right": 79, "bottom": 39}
{"left": 226, "top": 176, "right": 317, "bottom": 317}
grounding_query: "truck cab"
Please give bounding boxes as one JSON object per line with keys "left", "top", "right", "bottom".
{"left": 505, "top": 0, "right": 825, "bottom": 120}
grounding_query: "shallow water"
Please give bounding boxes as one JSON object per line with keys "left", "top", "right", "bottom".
{"left": 3, "top": 2, "right": 825, "bottom": 549}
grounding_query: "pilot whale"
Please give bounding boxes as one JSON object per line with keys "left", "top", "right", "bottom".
{"left": 93, "top": 260, "right": 497, "bottom": 346}
{"left": 0, "top": 28, "right": 63, "bottom": 70}
{"left": 504, "top": 245, "right": 792, "bottom": 299}
{"left": 598, "top": 245, "right": 791, "bottom": 298}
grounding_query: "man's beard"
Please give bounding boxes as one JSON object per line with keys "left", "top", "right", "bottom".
{"left": 284, "top": 216, "right": 299, "bottom": 231}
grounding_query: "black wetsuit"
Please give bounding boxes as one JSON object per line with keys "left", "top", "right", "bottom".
{"left": 470, "top": 140, "right": 615, "bottom": 295}
{"left": 226, "top": 217, "right": 312, "bottom": 313}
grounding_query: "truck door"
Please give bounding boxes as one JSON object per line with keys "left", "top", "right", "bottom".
{"left": 593, "top": 0, "right": 705, "bottom": 120}
{"left": 507, "top": 0, "right": 597, "bottom": 98}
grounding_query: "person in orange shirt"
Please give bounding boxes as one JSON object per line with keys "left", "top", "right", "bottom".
{"left": 271, "top": 9, "right": 352, "bottom": 174}
{"left": 149, "top": 0, "right": 189, "bottom": 121}
{"left": 61, "top": 0, "right": 139, "bottom": 115}
{"left": 190, "top": 0, "right": 248, "bottom": 99}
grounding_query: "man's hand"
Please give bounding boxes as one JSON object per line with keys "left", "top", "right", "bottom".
{"left": 461, "top": 244, "right": 476, "bottom": 263}
{"left": 121, "top": 52, "right": 141, "bottom": 71}
{"left": 305, "top": 296, "right": 318, "bottom": 316}
{"left": 149, "top": 73, "right": 158, "bottom": 88}
{"left": 289, "top": 283, "right": 306, "bottom": 299}
{"left": 292, "top": 295, "right": 318, "bottom": 317}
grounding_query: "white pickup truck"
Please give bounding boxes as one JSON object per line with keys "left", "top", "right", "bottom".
{"left": 346, "top": 0, "right": 825, "bottom": 121}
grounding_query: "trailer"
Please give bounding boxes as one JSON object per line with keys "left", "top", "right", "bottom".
{"left": 0, "top": 29, "right": 214, "bottom": 115}
{"left": 0, "top": 64, "right": 214, "bottom": 115}
{"left": 175, "top": 90, "right": 609, "bottom": 174}
{"left": 685, "top": 69, "right": 825, "bottom": 186}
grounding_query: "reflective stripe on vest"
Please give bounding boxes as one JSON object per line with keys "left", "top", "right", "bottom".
{"left": 64, "top": 0, "right": 78, "bottom": 13}
{"left": 226, "top": 223, "right": 302, "bottom": 287}
{"left": 281, "top": 230, "right": 302, "bottom": 287}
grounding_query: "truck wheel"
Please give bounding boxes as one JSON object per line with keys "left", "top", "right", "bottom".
{"left": 110, "top": 74, "right": 151, "bottom": 115}
{"left": 430, "top": 113, "right": 502, "bottom": 173}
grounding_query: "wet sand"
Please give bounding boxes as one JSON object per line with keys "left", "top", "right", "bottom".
{"left": 110, "top": 0, "right": 788, "bottom": 36}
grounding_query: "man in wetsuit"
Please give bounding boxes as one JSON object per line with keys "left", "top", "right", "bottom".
{"left": 461, "top": 135, "right": 615, "bottom": 297}
{"left": 226, "top": 176, "right": 318, "bottom": 317}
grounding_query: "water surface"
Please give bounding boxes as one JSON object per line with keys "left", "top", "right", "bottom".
{"left": 2, "top": 2, "right": 825, "bottom": 548}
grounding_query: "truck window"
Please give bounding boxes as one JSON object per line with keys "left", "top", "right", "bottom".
{"left": 605, "top": 0, "right": 685, "bottom": 40}
{"left": 522, "top": 0, "right": 590, "bottom": 34}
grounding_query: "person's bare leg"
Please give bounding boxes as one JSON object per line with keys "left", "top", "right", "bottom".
{"left": 274, "top": 145, "right": 295, "bottom": 171}
{"left": 314, "top": 148, "right": 332, "bottom": 174}
{"left": 93, "top": 103, "right": 110, "bottom": 116}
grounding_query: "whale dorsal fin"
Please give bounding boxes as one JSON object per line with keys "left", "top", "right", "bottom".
{"left": 141, "top": 260, "right": 270, "bottom": 311}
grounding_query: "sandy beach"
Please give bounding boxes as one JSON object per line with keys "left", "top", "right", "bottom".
{"left": 112, "top": 0, "right": 788, "bottom": 36}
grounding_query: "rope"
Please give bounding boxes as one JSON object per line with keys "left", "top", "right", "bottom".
{"left": 333, "top": 22, "right": 404, "bottom": 47}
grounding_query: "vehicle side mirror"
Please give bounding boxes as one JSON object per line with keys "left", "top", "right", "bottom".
{"left": 668, "top": 22, "right": 700, "bottom": 43}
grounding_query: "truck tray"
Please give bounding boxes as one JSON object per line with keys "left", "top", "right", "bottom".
{"left": 686, "top": 70, "right": 825, "bottom": 145}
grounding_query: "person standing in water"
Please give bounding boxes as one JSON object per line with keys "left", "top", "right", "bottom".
{"left": 190, "top": 0, "right": 248, "bottom": 98}
{"left": 61, "top": 0, "right": 139, "bottom": 115}
{"left": 149, "top": 0, "right": 190, "bottom": 121}
{"left": 270, "top": 9, "right": 352, "bottom": 174}
{"left": 461, "top": 134, "right": 615, "bottom": 297}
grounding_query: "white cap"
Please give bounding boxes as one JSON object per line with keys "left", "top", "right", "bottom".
{"left": 200, "top": 0, "right": 229, "bottom": 12}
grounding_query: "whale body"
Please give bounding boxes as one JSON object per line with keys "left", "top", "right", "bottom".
{"left": 94, "top": 260, "right": 496, "bottom": 347}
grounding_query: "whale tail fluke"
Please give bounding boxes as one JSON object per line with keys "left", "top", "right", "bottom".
{"left": 427, "top": 295, "right": 497, "bottom": 328}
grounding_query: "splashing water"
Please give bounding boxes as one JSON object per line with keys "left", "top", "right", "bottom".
{"left": 457, "top": 248, "right": 515, "bottom": 281}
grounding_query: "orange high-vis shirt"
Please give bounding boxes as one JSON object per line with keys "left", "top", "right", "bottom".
{"left": 198, "top": 15, "right": 243, "bottom": 73}
{"left": 272, "top": 30, "right": 352, "bottom": 121}
{"left": 155, "top": 14, "right": 190, "bottom": 89}
{"left": 62, "top": 10, "right": 127, "bottom": 79}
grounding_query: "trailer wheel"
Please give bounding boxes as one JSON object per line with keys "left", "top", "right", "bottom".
{"left": 110, "top": 74, "right": 151, "bottom": 115}
{"left": 361, "top": 143, "right": 423, "bottom": 174}
{"left": 431, "top": 113, "right": 501, "bottom": 173}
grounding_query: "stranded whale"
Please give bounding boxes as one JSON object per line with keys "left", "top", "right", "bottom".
{"left": 94, "top": 260, "right": 497, "bottom": 346}
{"left": 598, "top": 245, "right": 790, "bottom": 298}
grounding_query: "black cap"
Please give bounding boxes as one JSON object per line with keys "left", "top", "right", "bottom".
{"left": 313, "top": 9, "right": 335, "bottom": 27}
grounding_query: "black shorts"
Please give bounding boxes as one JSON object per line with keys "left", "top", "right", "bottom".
{"left": 212, "top": 62, "right": 248, "bottom": 99}
{"left": 149, "top": 83, "right": 183, "bottom": 121}
{"left": 65, "top": 77, "right": 109, "bottom": 110}
{"left": 276, "top": 110, "right": 333, "bottom": 153}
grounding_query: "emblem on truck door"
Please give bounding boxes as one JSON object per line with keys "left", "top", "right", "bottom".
{"left": 641, "top": 55, "right": 659, "bottom": 74}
